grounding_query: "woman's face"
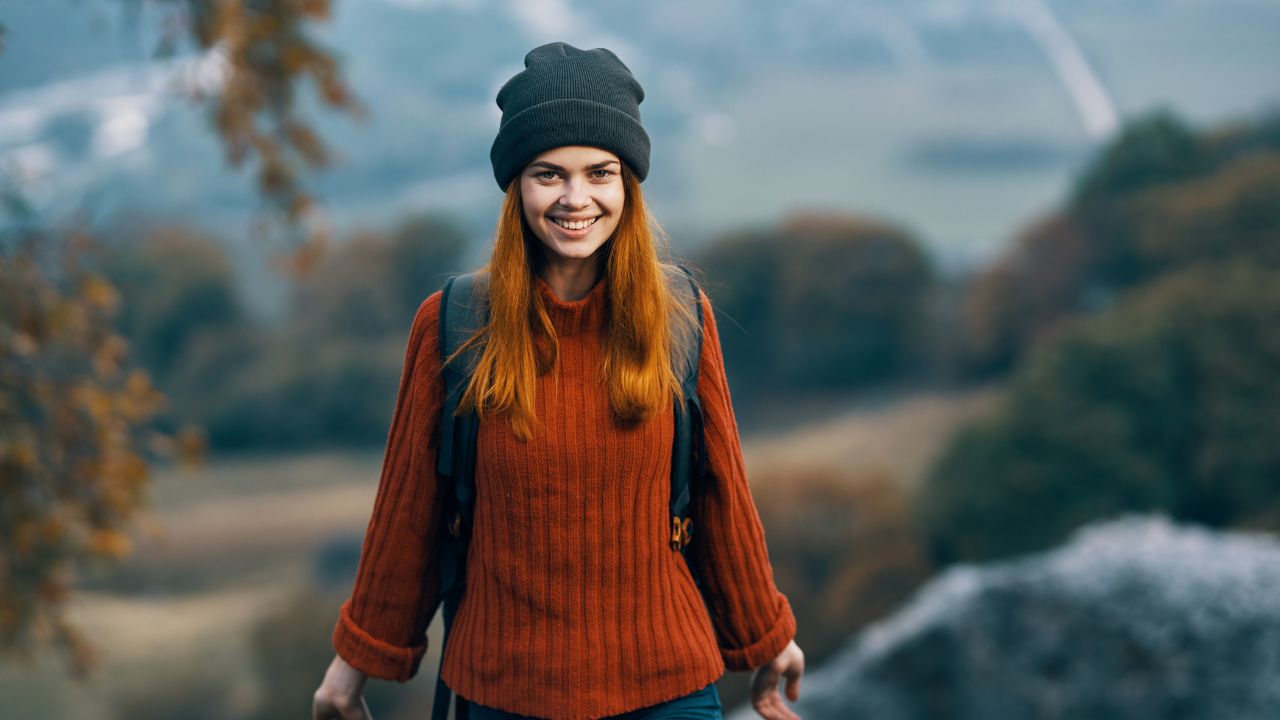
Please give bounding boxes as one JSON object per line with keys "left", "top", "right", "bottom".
{"left": 520, "top": 145, "right": 625, "bottom": 266}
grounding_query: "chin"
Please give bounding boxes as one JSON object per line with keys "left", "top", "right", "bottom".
{"left": 551, "top": 244, "right": 605, "bottom": 260}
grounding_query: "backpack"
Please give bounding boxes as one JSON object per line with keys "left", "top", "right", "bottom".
{"left": 430, "top": 266, "right": 707, "bottom": 720}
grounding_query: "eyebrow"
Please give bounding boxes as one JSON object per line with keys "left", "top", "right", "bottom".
{"left": 529, "top": 159, "right": 621, "bottom": 172}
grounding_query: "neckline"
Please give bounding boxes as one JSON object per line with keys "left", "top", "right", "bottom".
{"left": 534, "top": 273, "right": 608, "bottom": 336}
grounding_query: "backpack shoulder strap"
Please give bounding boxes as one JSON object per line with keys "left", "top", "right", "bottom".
{"left": 436, "top": 271, "right": 487, "bottom": 492}
{"left": 669, "top": 264, "right": 706, "bottom": 569}
{"left": 433, "top": 270, "right": 487, "bottom": 720}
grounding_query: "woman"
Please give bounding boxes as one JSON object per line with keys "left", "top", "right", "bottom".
{"left": 312, "top": 42, "right": 804, "bottom": 720}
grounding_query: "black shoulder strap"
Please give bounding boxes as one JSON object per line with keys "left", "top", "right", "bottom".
{"left": 433, "top": 271, "right": 487, "bottom": 720}
{"left": 669, "top": 265, "right": 706, "bottom": 586}
{"left": 436, "top": 270, "right": 487, "bottom": 512}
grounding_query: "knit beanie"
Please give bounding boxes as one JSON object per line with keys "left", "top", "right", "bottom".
{"left": 490, "top": 42, "right": 650, "bottom": 192}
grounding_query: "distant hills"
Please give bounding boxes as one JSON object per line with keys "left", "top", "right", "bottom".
{"left": 2, "top": 0, "right": 1277, "bottom": 283}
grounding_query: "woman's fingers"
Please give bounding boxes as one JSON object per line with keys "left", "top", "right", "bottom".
{"left": 312, "top": 691, "right": 372, "bottom": 720}
{"left": 783, "top": 658, "right": 802, "bottom": 702}
{"left": 785, "top": 671, "right": 801, "bottom": 702}
{"left": 752, "top": 661, "right": 802, "bottom": 720}
{"left": 752, "top": 687, "right": 800, "bottom": 720}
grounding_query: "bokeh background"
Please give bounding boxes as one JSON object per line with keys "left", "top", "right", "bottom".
{"left": 2, "top": 1, "right": 1279, "bottom": 718}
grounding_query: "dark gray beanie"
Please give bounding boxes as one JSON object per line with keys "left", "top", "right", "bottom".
{"left": 490, "top": 42, "right": 650, "bottom": 191}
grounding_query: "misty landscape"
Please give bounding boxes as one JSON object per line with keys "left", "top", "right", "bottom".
{"left": 2, "top": 1, "right": 1279, "bottom": 718}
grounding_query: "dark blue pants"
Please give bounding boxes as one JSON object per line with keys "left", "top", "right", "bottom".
{"left": 463, "top": 682, "right": 722, "bottom": 720}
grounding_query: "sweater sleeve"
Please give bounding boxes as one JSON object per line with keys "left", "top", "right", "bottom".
{"left": 331, "top": 290, "right": 448, "bottom": 682}
{"left": 690, "top": 289, "right": 798, "bottom": 672}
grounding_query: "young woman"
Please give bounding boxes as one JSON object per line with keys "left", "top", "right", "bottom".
{"left": 312, "top": 42, "right": 804, "bottom": 720}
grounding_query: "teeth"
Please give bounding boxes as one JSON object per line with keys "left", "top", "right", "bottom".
{"left": 552, "top": 216, "right": 599, "bottom": 230}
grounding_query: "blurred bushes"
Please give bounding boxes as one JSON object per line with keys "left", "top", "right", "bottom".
{"left": 696, "top": 212, "right": 935, "bottom": 395}
{"left": 922, "top": 109, "right": 1280, "bottom": 562}
{"left": 753, "top": 469, "right": 933, "bottom": 662}
{"left": 96, "top": 214, "right": 466, "bottom": 450}
{"left": 95, "top": 227, "right": 247, "bottom": 388}
{"left": 960, "top": 108, "right": 1280, "bottom": 375}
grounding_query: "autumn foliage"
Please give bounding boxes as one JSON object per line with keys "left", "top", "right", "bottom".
{"left": 0, "top": 228, "right": 187, "bottom": 677}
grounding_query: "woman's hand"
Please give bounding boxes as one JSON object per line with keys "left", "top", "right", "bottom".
{"left": 749, "top": 638, "right": 805, "bottom": 720}
{"left": 313, "top": 653, "right": 373, "bottom": 720}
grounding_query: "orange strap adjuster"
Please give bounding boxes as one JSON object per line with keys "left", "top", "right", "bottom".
{"left": 670, "top": 516, "right": 694, "bottom": 550}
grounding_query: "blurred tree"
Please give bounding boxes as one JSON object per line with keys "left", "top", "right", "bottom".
{"left": 960, "top": 212, "right": 1096, "bottom": 375}
{"left": 0, "top": 0, "right": 362, "bottom": 677}
{"left": 189, "top": 214, "right": 466, "bottom": 449}
{"left": 961, "top": 108, "right": 1280, "bottom": 375}
{"left": 1128, "top": 152, "right": 1280, "bottom": 273}
{"left": 94, "top": 226, "right": 247, "bottom": 387}
{"left": 150, "top": 0, "right": 369, "bottom": 254}
{"left": 699, "top": 211, "right": 933, "bottom": 394}
{"left": 1070, "top": 107, "right": 1207, "bottom": 207}
{"left": 0, "top": 221, "right": 182, "bottom": 678}
{"left": 291, "top": 213, "right": 467, "bottom": 340}
{"left": 921, "top": 260, "right": 1280, "bottom": 563}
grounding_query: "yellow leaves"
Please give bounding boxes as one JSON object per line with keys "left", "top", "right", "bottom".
{"left": 176, "top": 425, "right": 208, "bottom": 468}
{"left": 87, "top": 529, "right": 133, "bottom": 559}
{"left": 2, "top": 242, "right": 172, "bottom": 677}
{"left": 0, "top": 435, "right": 38, "bottom": 471}
{"left": 120, "top": 369, "right": 166, "bottom": 422}
{"left": 78, "top": 274, "right": 120, "bottom": 314}
{"left": 283, "top": 120, "right": 328, "bottom": 167}
{"left": 269, "top": 233, "right": 328, "bottom": 279}
{"left": 144, "top": 425, "right": 208, "bottom": 468}
{"left": 73, "top": 382, "right": 114, "bottom": 425}
{"left": 91, "top": 334, "right": 129, "bottom": 379}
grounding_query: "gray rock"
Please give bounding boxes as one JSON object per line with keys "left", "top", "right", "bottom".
{"left": 730, "top": 515, "right": 1280, "bottom": 720}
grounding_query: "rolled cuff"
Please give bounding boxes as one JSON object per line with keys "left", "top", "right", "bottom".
{"left": 332, "top": 598, "right": 428, "bottom": 683}
{"left": 718, "top": 594, "right": 798, "bottom": 672}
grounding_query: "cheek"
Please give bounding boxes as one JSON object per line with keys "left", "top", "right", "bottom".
{"left": 608, "top": 186, "right": 626, "bottom": 209}
{"left": 520, "top": 181, "right": 547, "bottom": 221}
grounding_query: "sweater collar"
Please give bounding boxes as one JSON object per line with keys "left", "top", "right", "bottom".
{"left": 535, "top": 273, "right": 608, "bottom": 337}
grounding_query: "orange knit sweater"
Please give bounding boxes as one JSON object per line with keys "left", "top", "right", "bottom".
{"left": 332, "top": 273, "right": 796, "bottom": 719}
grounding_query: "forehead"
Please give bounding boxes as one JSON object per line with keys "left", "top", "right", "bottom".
{"left": 529, "top": 145, "right": 620, "bottom": 167}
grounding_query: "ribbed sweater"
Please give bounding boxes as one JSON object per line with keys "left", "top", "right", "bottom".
{"left": 332, "top": 273, "right": 796, "bottom": 720}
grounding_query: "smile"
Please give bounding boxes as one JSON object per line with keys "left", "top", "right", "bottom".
{"left": 551, "top": 216, "right": 600, "bottom": 230}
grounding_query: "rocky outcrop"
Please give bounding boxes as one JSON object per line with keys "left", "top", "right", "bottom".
{"left": 731, "top": 515, "right": 1280, "bottom": 720}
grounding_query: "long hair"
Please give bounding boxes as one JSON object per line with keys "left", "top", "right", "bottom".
{"left": 448, "top": 162, "right": 700, "bottom": 441}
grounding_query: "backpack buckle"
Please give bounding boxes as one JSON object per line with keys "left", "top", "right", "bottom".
{"left": 670, "top": 516, "right": 693, "bottom": 550}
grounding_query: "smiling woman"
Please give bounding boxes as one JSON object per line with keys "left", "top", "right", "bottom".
{"left": 313, "top": 41, "right": 804, "bottom": 720}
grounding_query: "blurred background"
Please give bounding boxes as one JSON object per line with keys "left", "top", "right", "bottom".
{"left": 2, "top": 1, "right": 1279, "bottom": 718}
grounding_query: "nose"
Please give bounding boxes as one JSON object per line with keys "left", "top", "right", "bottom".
{"left": 560, "top": 178, "right": 592, "bottom": 210}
